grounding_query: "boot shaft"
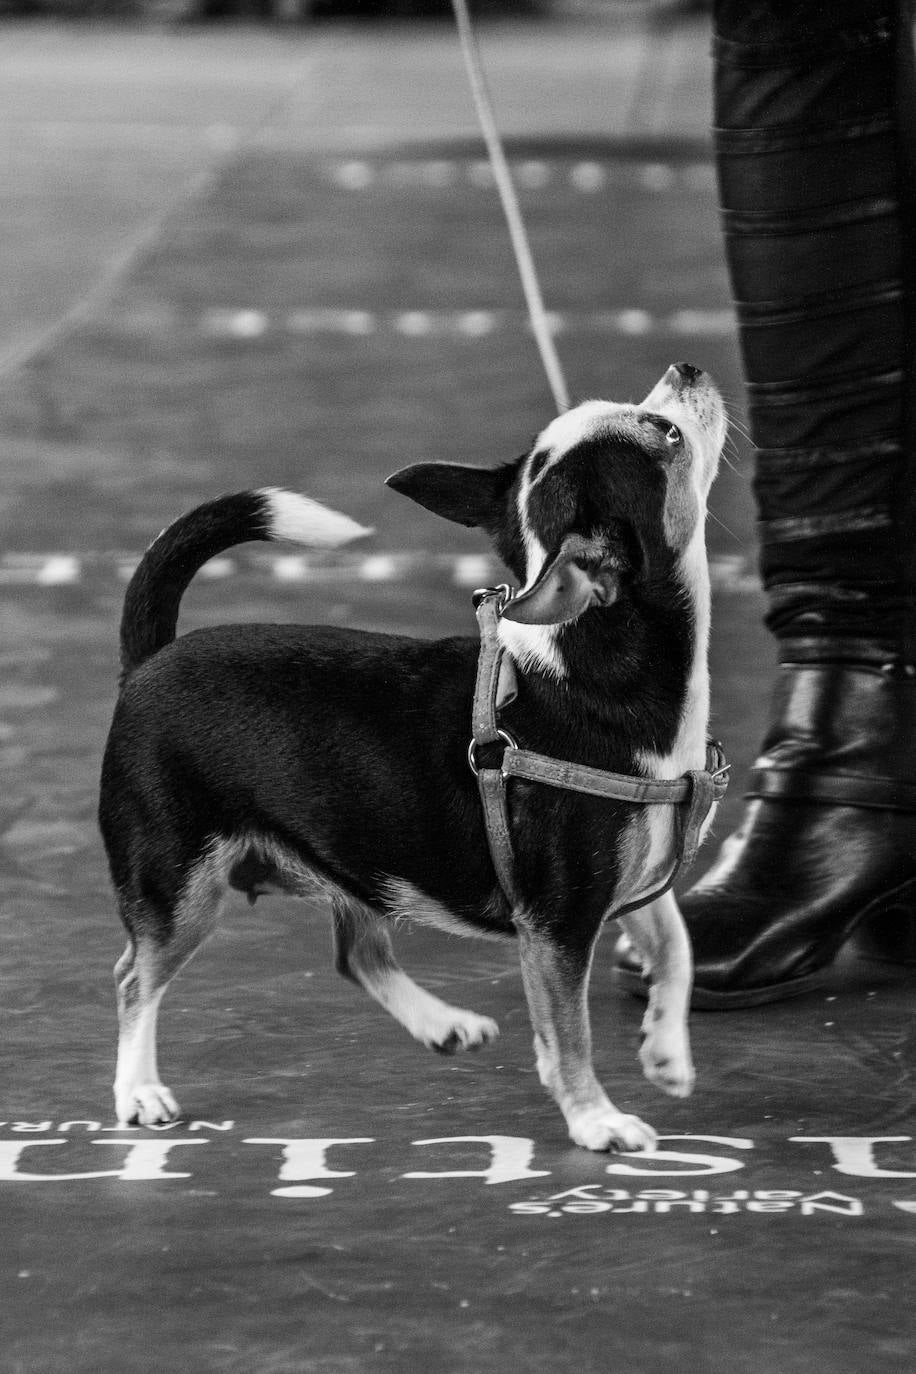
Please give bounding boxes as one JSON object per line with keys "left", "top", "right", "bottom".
{"left": 713, "top": 0, "right": 916, "bottom": 657}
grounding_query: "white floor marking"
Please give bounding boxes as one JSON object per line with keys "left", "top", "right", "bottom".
{"left": 272, "top": 554, "right": 312, "bottom": 582}
{"left": 287, "top": 308, "right": 377, "bottom": 336}
{"left": 395, "top": 311, "right": 435, "bottom": 337}
{"left": 201, "top": 308, "right": 268, "bottom": 339}
{"left": 333, "top": 160, "right": 375, "bottom": 190}
{"left": 452, "top": 553, "right": 496, "bottom": 587}
{"left": 669, "top": 309, "right": 735, "bottom": 336}
{"left": 196, "top": 556, "right": 236, "bottom": 581}
{"left": 457, "top": 310, "right": 497, "bottom": 337}
{"left": 358, "top": 554, "right": 401, "bottom": 582}
{"left": 324, "top": 158, "right": 713, "bottom": 196}
{"left": 537, "top": 311, "right": 566, "bottom": 338}
{"left": 35, "top": 556, "right": 81, "bottom": 587}
{"left": 1, "top": 550, "right": 759, "bottom": 594}
{"left": 192, "top": 307, "right": 734, "bottom": 340}
{"left": 570, "top": 161, "right": 607, "bottom": 193}
{"left": 611, "top": 308, "right": 654, "bottom": 336}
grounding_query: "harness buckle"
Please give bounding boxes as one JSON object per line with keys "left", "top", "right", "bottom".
{"left": 707, "top": 739, "right": 731, "bottom": 784}
{"left": 468, "top": 728, "right": 518, "bottom": 777}
{"left": 472, "top": 583, "right": 515, "bottom": 613}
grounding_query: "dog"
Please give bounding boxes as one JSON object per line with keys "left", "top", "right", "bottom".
{"left": 99, "top": 361, "right": 726, "bottom": 1152}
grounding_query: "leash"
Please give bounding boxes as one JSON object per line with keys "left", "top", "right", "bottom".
{"left": 450, "top": 0, "right": 571, "bottom": 414}
{"left": 468, "top": 587, "right": 730, "bottom": 914}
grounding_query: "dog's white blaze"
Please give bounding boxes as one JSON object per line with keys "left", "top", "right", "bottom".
{"left": 501, "top": 402, "right": 630, "bottom": 682}
{"left": 261, "top": 488, "right": 374, "bottom": 548}
{"left": 632, "top": 372, "right": 725, "bottom": 870}
{"left": 500, "top": 448, "right": 563, "bottom": 678}
{"left": 533, "top": 400, "right": 626, "bottom": 460}
{"left": 638, "top": 498, "right": 718, "bottom": 875}
{"left": 641, "top": 523, "right": 711, "bottom": 779}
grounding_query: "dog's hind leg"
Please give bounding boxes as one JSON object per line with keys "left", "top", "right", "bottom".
{"left": 515, "top": 916, "right": 657, "bottom": 1153}
{"left": 332, "top": 896, "right": 499, "bottom": 1054}
{"left": 617, "top": 889, "right": 695, "bottom": 1100}
{"left": 113, "top": 937, "right": 179, "bottom": 1126}
{"left": 113, "top": 846, "right": 227, "bottom": 1126}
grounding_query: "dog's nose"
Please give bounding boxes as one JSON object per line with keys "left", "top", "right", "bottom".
{"left": 672, "top": 361, "right": 702, "bottom": 383}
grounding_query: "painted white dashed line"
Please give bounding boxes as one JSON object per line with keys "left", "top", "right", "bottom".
{"left": 35, "top": 555, "right": 82, "bottom": 587}
{"left": 457, "top": 310, "right": 497, "bottom": 337}
{"left": 603, "top": 308, "right": 653, "bottom": 336}
{"left": 0, "top": 554, "right": 84, "bottom": 587}
{"left": 195, "top": 307, "right": 735, "bottom": 340}
{"left": 325, "top": 159, "right": 715, "bottom": 195}
{"left": 0, "top": 551, "right": 759, "bottom": 594}
{"left": 201, "top": 308, "right": 270, "bottom": 339}
{"left": 396, "top": 311, "right": 436, "bottom": 337}
{"left": 569, "top": 162, "right": 607, "bottom": 193}
{"left": 333, "top": 160, "right": 377, "bottom": 191}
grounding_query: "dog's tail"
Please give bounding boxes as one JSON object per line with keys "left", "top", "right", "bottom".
{"left": 119, "top": 488, "right": 372, "bottom": 678}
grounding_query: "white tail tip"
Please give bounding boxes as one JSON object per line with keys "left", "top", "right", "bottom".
{"left": 260, "top": 488, "right": 374, "bottom": 549}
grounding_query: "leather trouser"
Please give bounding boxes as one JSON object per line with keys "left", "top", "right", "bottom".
{"left": 616, "top": 0, "right": 916, "bottom": 1005}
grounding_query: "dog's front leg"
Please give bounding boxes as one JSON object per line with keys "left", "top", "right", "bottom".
{"left": 617, "top": 890, "right": 695, "bottom": 1099}
{"left": 515, "top": 918, "right": 657, "bottom": 1153}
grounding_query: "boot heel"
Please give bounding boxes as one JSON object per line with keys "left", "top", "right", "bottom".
{"left": 853, "top": 883, "right": 916, "bottom": 965}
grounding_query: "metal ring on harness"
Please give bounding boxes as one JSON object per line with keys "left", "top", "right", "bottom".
{"left": 472, "top": 583, "right": 514, "bottom": 612}
{"left": 468, "top": 728, "right": 518, "bottom": 777}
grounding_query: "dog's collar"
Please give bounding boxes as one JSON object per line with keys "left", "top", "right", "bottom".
{"left": 469, "top": 585, "right": 730, "bottom": 914}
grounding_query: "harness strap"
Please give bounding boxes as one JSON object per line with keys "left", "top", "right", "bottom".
{"left": 471, "top": 588, "right": 509, "bottom": 746}
{"left": 504, "top": 749, "right": 695, "bottom": 805}
{"left": 469, "top": 587, "right": 729, "bottom": 912}
{"left": 477, "top": 766, "right": 521, "bottom": 906}
{"left": 470, "top": 587, "right": 524, "bottom": 905}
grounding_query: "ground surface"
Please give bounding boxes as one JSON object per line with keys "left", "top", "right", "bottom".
{"left": 2, "top": 14, "right": 916, "bottom": 1374}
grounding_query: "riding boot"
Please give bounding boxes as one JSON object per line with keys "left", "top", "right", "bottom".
{"left": 615, "top": 0, "right": 916, "bottom": 1006}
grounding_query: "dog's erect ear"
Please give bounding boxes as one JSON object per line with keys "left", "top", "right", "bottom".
{"left": 501, "top": 534, "right": 622, "bottom": 626}
{"left": 386, "top": 462, "right": 513, "bottom": 530}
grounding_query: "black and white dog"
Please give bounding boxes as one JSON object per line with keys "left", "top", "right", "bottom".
{"left": 99, "top": 362, "right": 726, "bottom": 1152}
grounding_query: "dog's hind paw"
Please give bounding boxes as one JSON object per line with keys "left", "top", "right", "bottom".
{"left": 424, "top": 1008, "right": 499, "bottom": 1055}
{"left": 568, "top": 1107, "right": 658, "bottom": 1154}
{"left": 115, "top": 1083, "right": 181, "bottom": 1127}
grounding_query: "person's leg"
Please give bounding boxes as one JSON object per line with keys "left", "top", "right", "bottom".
{"left": 619, "top": 0, "right": 916, "bottom": 1005}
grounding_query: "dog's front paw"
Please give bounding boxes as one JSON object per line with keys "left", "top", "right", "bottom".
{"left": 115, "top": 1082, "right": 181, "bottom": 1126}
{"left": 567, "top": 1106, "right": 658, "bottom": 1154}
{"left": 423, "top": 1008, "right": 500, "bottom": 1055}
{"left": 639, "top": 1028, "right": 695, "bottom": 1099}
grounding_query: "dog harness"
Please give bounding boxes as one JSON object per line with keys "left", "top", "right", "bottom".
{"left": 468, "top": 586, "right": 730, "bottom": 915}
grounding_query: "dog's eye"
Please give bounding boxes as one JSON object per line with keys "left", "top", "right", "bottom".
{"left": 645, "top": 414, "right": 682, "bottom": 447}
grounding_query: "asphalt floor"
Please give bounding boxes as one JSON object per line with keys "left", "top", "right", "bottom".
{"left": 2, "top": 13, "right": 916, "bottom": 1374}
